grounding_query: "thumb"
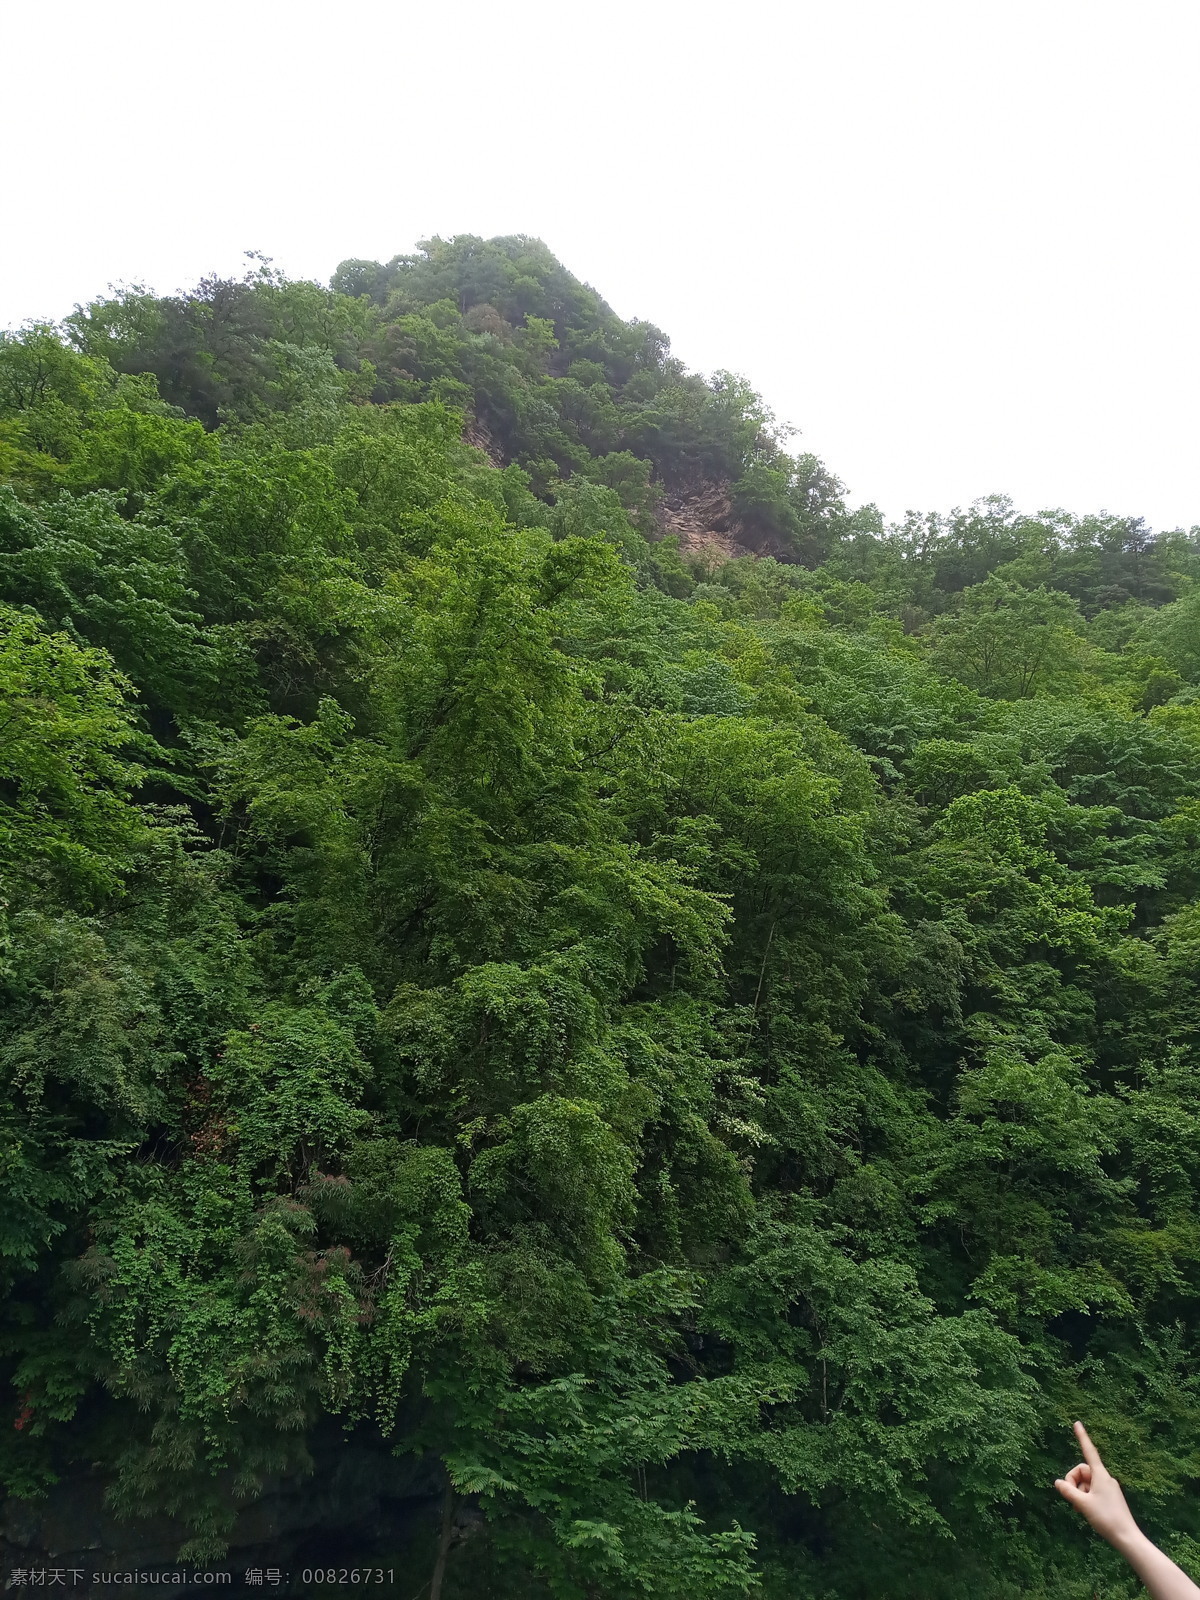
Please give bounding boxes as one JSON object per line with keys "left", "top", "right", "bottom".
{"left": 1055, "top": 1478, "right": 1088, "bottom": 1511}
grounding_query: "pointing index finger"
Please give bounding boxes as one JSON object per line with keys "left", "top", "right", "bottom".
{"left": 1074, "top": 1421, "right": 1103, "bottom": 1471}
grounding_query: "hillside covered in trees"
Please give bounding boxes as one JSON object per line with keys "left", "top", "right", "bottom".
{"left": 4, "top": 236, "right": 1200, "bottom": 1598}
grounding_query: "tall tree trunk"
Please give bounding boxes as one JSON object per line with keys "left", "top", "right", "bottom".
{"left": 430, "top": 1478, "right": 455, "bottom": 1600}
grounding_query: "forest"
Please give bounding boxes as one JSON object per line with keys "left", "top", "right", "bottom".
{"left": 3, "top": 234, "right": 1200, "bottom": 1597}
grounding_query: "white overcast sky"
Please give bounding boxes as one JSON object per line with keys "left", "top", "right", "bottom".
{"left": 4, "top": 0, "right": 1199, "bottom": 530}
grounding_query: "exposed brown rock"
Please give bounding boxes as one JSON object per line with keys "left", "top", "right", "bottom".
{"left": 462, "top": 417, "right": 505, "bottom": 467}
{"left": 455, "top": 434, "right": 754, "bottom": 569}
{"left": 656, "top": 482, "right": 751, "bottom": 567}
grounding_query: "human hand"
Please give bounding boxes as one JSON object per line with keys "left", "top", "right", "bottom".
{"left": 1055, "top": 1421, "right": 1141, "bottom": 1551}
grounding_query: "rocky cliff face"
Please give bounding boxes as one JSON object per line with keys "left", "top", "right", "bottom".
{"left": 657, "top": 481, "right": 753, "bottom": 565}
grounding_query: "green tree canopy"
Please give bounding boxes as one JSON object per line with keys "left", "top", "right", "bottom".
{"left": 2, "top": 242, "right": 1200, "bottom": 1599}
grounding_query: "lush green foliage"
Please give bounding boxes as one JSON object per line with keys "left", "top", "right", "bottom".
{"left": 3, "top": 238, "right": 1200, "bottom": 1597}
